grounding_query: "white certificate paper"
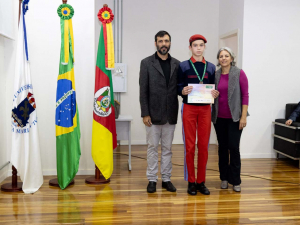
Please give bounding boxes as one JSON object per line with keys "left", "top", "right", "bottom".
{"left": 188, "top": 84, "right": 215, "bottom": 104}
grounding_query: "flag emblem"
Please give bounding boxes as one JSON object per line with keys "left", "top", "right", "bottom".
{"left": 12, "top": 92, "right": 36, "bottom": 128}
{"left": 94, "top": 86, "right": 112, "bottom": 117}
{"left": 56, "top": 80, "right": 76, "bottom": 128}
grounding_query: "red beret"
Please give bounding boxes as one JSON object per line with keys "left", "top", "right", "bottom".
{"left": 189, "top": 34, "right": 207, "bottom": 44}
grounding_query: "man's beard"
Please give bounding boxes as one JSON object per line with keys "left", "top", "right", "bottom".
{"left": 157, "top": 45, "right": 170, "bottom": 55}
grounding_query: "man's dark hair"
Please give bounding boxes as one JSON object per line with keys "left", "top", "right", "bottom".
{"left": 155, "top": 30, "right": 171, "bottom": 42}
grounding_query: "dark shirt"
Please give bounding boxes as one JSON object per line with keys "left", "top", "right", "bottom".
{"left": 155, "top": 52, "right": 171, "bottom": 87}
{"left": 177, "top": 56, "right": 216, "bottom": 105}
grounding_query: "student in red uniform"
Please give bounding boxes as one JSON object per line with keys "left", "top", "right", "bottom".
{"left": 177, "top": 34, "right": 219, "bottom": 195}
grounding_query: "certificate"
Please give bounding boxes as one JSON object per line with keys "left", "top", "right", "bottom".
{"left": 188, "top": 84, "right": 215, "bottom": 104}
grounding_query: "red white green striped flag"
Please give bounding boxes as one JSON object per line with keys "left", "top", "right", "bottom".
{"left": 91, "top": 6, "right": 117, "bottom": 179}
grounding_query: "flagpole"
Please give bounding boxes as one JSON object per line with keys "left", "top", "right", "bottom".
{"left": 18, "top": 0, "right": 21, "bottom": 24}
{"left": 85, "top": 165, "right": 110, "bottom": 184}
{"left": 1, "top": 0, "right": 24, "bottom": 192}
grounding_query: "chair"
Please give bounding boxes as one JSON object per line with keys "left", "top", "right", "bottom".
{"left": 273, "top": 103, "right": 300, "bottom": 168}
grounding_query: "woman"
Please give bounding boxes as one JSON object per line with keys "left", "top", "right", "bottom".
{"left": 211, "top": 47, "right": 249, "bottom": 192}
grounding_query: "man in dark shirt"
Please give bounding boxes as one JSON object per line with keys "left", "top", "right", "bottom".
{"left": 139, "top": 31, "right": 180, "bottom": 193}
{"left": 286, "top": 102, "right": 300, "bottom": 125}
{"left": 177, "top": 34, "right": 219, "bottom": 196}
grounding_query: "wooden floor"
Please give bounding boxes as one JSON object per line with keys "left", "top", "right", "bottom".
{"left": 1, "top": 144, "right": 300, "bottom": 225}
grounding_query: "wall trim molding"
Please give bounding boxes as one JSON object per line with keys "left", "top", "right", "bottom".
{"left": 41, "top": 169, "right": 95, "bottom": 176}
{"left": 3, "top": 152, "right": 277, "bottom": 178}
{"left": 240, "top": 153, "right": 276, "bottom": 159}
{"left": 0, "top": 170, "right": 8, "bottom": 184}
{"left": 119, "top": 140, "right": 218, "bottom": 145}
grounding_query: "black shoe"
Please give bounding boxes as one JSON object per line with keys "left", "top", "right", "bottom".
{"left": 162, "top": 181, "right": 176, "bottom": 192}
{"left": 196, "top": 182, "right": 210, "bottom": 195}
{"left": 187, "top": 182, "right": 197, "bottom": 195}
{"left": 147, "top": 181, "right": 156, "bottom": 193}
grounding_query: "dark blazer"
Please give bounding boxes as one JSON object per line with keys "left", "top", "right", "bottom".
{"left": 139, "top": 53, "right": 180, "bottom": 125}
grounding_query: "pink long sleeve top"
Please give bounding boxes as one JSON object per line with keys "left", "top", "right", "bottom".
{"left": 218, "top": 69, "right": 249, "bottom": 118}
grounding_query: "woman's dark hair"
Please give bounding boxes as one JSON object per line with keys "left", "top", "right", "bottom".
{"left": 155, "top": 30, "right": 171, "bottom": 42}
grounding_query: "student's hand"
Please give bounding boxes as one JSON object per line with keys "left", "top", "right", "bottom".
{"left": 285, "top": 119, "right": 293, "bottom": 126}
{"left": 211, "top": 90, "right": 219, "bottom": 99}
{"left": 143, "top": 116, "right": 152, "bottom": 127}
{"left": 239, "top": 116, "right": 247, "bottom": 130}
{"left": 182, "top": 86, "right": 193, "bottom": 95}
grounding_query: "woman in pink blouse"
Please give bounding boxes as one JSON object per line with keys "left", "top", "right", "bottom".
{"left": 211, "top": 47, "right": 249, "bottom": 192}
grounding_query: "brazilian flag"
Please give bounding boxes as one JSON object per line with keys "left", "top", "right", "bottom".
{"left": 55, "top": 4, "right": 81, "bottom": 189}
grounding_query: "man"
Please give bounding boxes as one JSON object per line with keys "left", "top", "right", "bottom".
{"left": 139, "top": 30, "right": 180, "bottom": 193}
{"left": 177, "top": 34, "right": 219, "bottom": 195}
{"left": 286, "top": 102, "right": 300, "bottom": 126}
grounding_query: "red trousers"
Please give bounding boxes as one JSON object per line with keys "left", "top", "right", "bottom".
{"left": 182, "top": 104, "right": 211, "bottom": 183}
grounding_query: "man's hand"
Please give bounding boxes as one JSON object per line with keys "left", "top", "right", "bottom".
{"left": 211, "top": 90, "right": 219, "bottom": 99}
{"left": 285, "top": 119, "right": 293, "bottom": 126}
{"left": 143, "top": 116, "right": 152, "bottom": 127}
{"left": 182, "top": 86, "right": 193, "bottom": 95}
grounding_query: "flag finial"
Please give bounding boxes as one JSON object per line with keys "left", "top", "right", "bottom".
{"left": 103, "top": 4, "right": 108, "bottom": 7}
{"left": 63, "top": 0, "right": 67, "bottom": 4}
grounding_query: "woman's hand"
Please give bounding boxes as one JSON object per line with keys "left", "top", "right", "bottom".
{"left": 211, "top": 90, "right": 219, "bottom": 99}
{"left": 239, "top": 116, "right": 247, "bottom": 130}
{"left": 285, "top": 119, "right": 293, "bottom": 126}
{"left": 182, "top": 86, "right": 193, "bottom": 95}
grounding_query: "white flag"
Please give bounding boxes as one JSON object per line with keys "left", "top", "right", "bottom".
{"left": 11, "top": 2, "right": 43, "bottom": 194}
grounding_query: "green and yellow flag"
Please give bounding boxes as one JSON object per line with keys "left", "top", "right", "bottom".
{"left": 55, "top": 4, "right": 81, "bottom": 189}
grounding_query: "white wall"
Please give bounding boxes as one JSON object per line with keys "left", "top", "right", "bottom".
{"left": 0, "top": 0, "right": 18, "bottom": 183}
{"left": 242, "top": 0, "right": 300, "bottom": 158}
{"left": 0, "top": 0, "right": 15, "bottom": 39}
{"left": 219, "top": 0, "right": 244, "bottom": 68}
{"left": 0, "top": 36, "right": 8, "bottom": 183}
{"left": 118, "top": 0, "right": 220, "bottom": 145}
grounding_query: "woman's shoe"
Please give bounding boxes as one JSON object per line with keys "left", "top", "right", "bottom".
{"left": 220, "top": 180, "right": 228, "bottom": 189}
{"left": 233, "top": 185, "right": 241, "bottom": 192}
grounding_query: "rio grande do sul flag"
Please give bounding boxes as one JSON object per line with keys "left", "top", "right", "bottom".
{"left": 55, "top": 3, "right": 81, "bottom": 189}
{"left": 92, "top": 6, "right": 117, "bottom": 179}
{"left": 11, "top": 0, "right": 43, "bottom": 194}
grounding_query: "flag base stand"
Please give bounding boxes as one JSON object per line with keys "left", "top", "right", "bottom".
{"left": 1, "top": 182, "right": 23, "bottom": 192}
{"left": 49, "top": 178, "right": 74, "bottom": 188}
{"left": 85, "top": 165, "right": 110, "bottom": 184}
{"left": 1, "top": 166, "right": 23, "bottom": 192}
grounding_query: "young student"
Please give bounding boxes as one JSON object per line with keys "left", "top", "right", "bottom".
{"left": 177, "top": 34, "right": 219, "bottom": 195}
